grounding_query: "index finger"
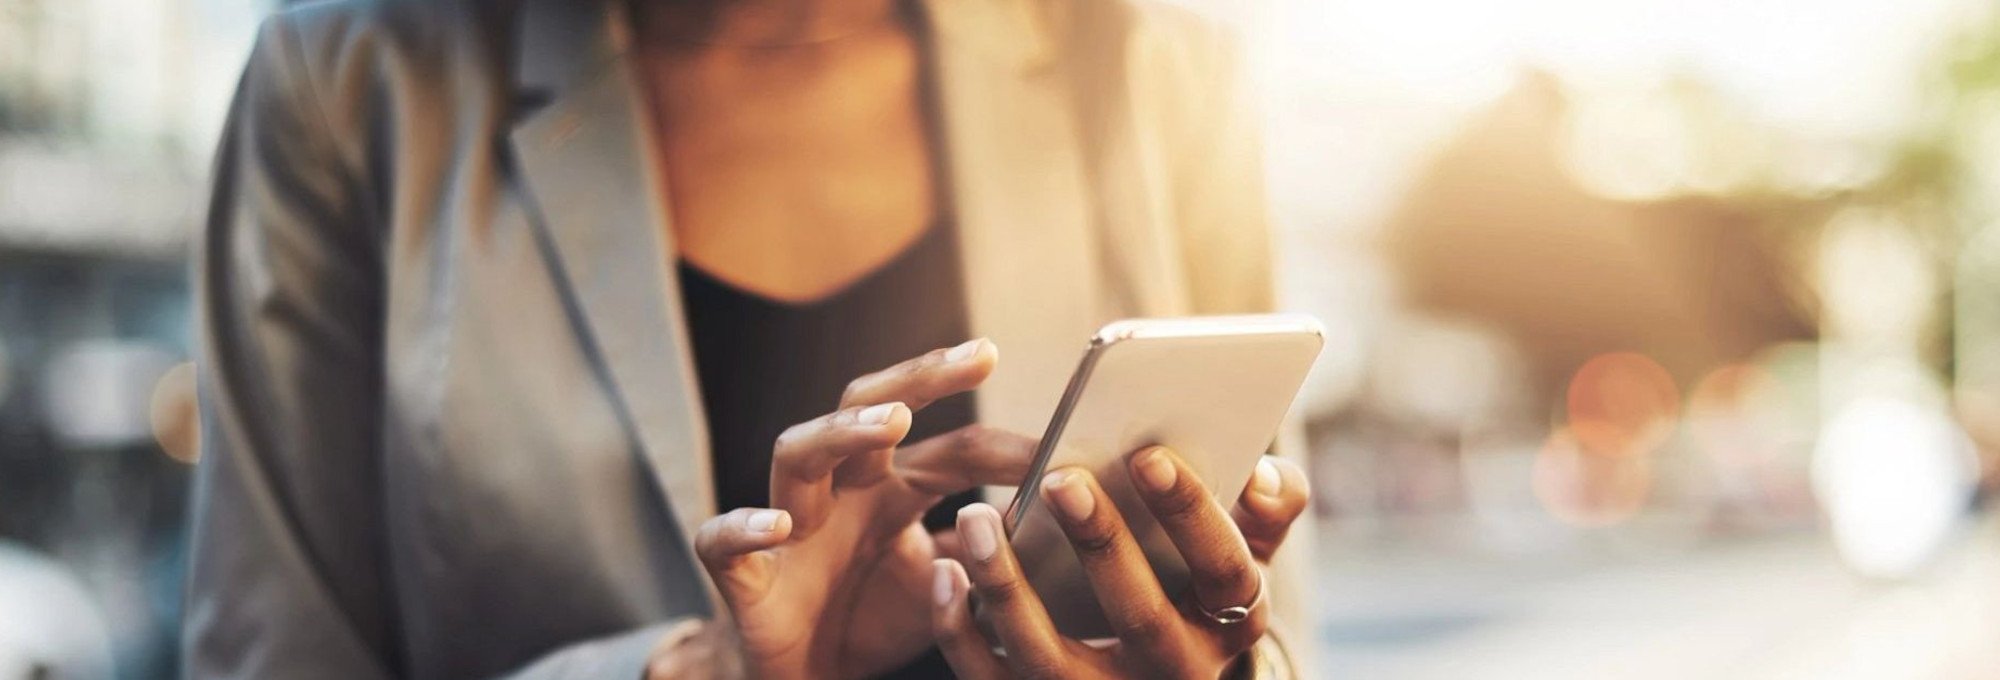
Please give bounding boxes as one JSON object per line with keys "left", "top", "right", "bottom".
{"left": 769, "top": 402, "right": 912, "bottom": 535}
{"left": 839, "top": 338, "right": 997, "bottom": 412}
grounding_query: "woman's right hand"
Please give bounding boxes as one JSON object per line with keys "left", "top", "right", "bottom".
{"left": 680, "top": 339, "right": 1038, "bottom": 679}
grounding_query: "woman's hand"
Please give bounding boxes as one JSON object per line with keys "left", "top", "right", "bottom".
{"left": 930, "top": 447, "right": 1311, "bottom": 679}
{"left": 686, "top": 339, "right": 1037, "bottom": 679}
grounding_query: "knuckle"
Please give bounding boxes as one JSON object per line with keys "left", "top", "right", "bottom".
{"left": 1068, "top": 524, "right": 1122, "bottom": 561}
{"left": 896, "top": 355, "right": 934, "bottom": 383}
{"left": 912, "top": 350, "right": 953, "bottom": 380}
{"left": 839, "top": 377, "right": 872, "bottom": 406}
{"left": 955, "top": 423, "right": 988, "bottom": 450}
{"left": 695, "top": 512, "right": 735, "bottom": 542}
{"left": 1197, "top": 560, "right": 1257, "bottom": 595}
{"left": 957, "top": 426, "right": 1002, "bottom": 465}
{"left": 772, "top": 421, "right": 815, "bottom": 456}
{"left": 693, "top": 535, "right": 729, "bottom": 568}
{"left": 1156, "top": 484, "right": 1210, "bottom": 520}
{"left": 1113, "top": 611, "right": 1176, "bottom": 649}
{"left": 981, "top": 575, "right": 1034, "bottom": 607}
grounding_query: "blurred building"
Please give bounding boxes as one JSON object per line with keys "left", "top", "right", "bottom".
{"left": 1, "top": 0, "right": 266, "bottom": 677}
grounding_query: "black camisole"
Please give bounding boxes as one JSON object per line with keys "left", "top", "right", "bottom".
{"left": 678, "top": 221, "right": 979, "bottom": 528}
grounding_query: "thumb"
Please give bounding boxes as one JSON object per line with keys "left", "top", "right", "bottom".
{"left": 694, "top": 507, "right": 792, "bottom": 605}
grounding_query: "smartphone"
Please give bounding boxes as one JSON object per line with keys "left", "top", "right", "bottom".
{"left": 988, "top": 314, "right": 1323, "bottom": 640}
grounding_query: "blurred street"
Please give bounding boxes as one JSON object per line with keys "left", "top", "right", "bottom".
{"left": 1317, "top": 514, "right": 2000, "bottom": 679}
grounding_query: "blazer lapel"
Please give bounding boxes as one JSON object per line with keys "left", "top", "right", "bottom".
{"left": 503, "top": 0, "right": 1102, "bottom": 533}
{"left": 923, "top": 0, "right": 1104, "bottom": 437}
{"left": 509, "top": 0, "right": 717, "bottom": 549}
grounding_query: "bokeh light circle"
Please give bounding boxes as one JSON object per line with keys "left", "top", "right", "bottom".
{"left": 1566, "top": 352, "right": 1681, "bottom": 457}
{"left": 149, "top": 362, "right": 200, "bottom": 465}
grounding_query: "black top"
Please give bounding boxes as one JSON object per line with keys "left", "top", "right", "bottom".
{"left": 679, "top": 225, "right": 978, "bottom": 679}
{"left": 678, "top": 222, "right": 978, "bottom": 528}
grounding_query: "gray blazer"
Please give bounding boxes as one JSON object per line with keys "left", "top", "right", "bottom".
{"left": 185, "top": 0, "right": 1297, "bottom": 677}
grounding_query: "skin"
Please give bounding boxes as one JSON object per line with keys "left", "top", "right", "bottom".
{"left": 637, "top": 0, "right": 935, "bottom": 303}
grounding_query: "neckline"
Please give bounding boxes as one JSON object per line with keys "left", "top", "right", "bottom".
{"left": 677, "top": 219, "right": 949, "bottom": 309}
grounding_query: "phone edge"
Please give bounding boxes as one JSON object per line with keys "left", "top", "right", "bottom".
{"left": 1001, "top": 337, "right": 1109, "bottom": 535}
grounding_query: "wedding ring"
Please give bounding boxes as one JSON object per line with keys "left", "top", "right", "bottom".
{"left": 1196, "top": 571, "right": 1266, "bottom": 625}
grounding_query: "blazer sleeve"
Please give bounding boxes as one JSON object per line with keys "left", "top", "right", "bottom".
{"left": 184, "top": 13, "right": 683, "bottom": 680}
{"left": 185, "top": 13, "right": 399, "bottom": 678}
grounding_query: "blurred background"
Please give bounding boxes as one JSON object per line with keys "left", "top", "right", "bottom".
{"left": 4, "top": 0, "right": 2000, "bottom": 677}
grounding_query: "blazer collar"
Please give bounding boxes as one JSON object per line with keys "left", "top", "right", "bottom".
{"left": 510, "top": 0, "right": 717, "bottom": 557}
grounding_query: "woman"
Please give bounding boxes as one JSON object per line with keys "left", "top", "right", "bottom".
{"left": 184, "top": 0, "right": 1309, "bottom": 677}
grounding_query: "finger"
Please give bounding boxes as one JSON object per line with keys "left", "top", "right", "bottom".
{"left": 1230, "top": 456, "right": 1310, "bottom": 562}
{"left": 955, "top": 503, "right": 1070, "bottom": 678}
{"left": 933, "top": 529, "right": 965, "bottom": 562}
{"left": 834, "top": 340, "right": 995, "bottom": 491}
{"left": 932, "top": 559, "right": 1012, "bottom": 680}
{"left": 769, "top": 402, "right": 911, "bottom": 534}
{"left": 693, "top": 508, "right": 792, "bottom": 604}
{"left": 644, "top": 619, "right": 716, "bottom": 680}
{"left": 895, "top": 425, "right": 1039, "bottom": 496}
{"left": 1128, "top": 447, "right": 1266, "bottom": 640}
{"left": 839, "top": 338, "right": 997, "bottom": 412}
{"left": 1039, "top": 468, "right": 1192, "bottom": 660}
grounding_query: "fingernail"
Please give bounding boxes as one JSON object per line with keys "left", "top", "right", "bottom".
{"left": 1252, "top": 458, "right": 1282, "bottom": 498}
{"left": 945, "top": 338, "right": 985, "bottom": 362}
{"left": 859, "top": 402, "right": 901, "bottom": 425}
{"left": 1043, "top": 470, "right": 1095, "bottom": 520}
{"left": 1135, "top": 448, "right": 1177, "bottom": 491}
{"left": 959, "top": 504, "right": 1000, "bottom": 562}
{"left": 747, "top": 509, "right": 783, "bottom": 533}
{"left": 932, "top": 560, "right": 957, "bottom": 606}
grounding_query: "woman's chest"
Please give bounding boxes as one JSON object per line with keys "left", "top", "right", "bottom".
{"left": 638, "top": 37, "right": 940, "bottom": 303}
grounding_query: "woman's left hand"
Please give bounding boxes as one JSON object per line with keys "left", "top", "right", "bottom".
{"left": 930, "top": 447, "right": 1311, "bottom": 679}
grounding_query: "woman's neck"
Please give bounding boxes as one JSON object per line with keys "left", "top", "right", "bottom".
{"left": 637, "top": 0, "right": 904, "bottom": 48}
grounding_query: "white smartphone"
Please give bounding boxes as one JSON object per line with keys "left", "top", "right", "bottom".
{"left": 989, "top": 314, "right": 1323, "bottom": 640}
